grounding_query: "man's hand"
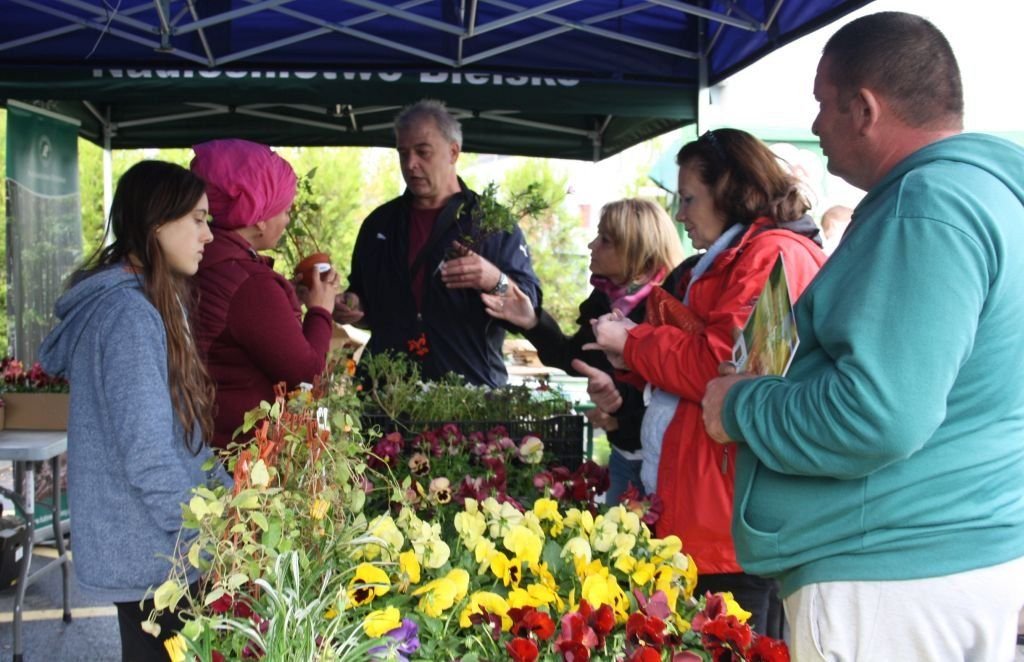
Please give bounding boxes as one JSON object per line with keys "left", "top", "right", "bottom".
{"left": 481, "top": 281, "right": 537, "bottom": 329}
{"left": 333, "top": 291, "right": 366, "bottom": 326}
{"left": 702, "top": 362, "right": 755, "bottom": 444}
{"left": 585, "top": 408, "right": 619, "bottom": 432}
{"left": 571, "top": 359, "right": 623, "bottom": 414}
{"left": 441, "top": 241, "right": 502, "bottom": 291}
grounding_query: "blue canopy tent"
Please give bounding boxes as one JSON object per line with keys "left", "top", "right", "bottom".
{"left": 0, "top": 0, "right": 872, "bottom": 160}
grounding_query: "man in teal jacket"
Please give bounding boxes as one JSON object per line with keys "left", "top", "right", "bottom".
{"left": 702, "top": 12, "right": 1024, "bottom": 660}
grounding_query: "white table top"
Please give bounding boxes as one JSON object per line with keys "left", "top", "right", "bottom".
{"left": 0, "top": 430, "right": 68, "bottom": 462}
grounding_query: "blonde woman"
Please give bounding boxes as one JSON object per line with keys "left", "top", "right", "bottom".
{"left": 482, "top": 198, "right": 683, "bottom": 503}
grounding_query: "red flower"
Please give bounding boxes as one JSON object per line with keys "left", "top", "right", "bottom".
{"left": 557, "top": 610, "right": 598, "bottom": 653}
{"left": 700, "top": 614, "right": 753, "bottom": 656}
{"left": 626, "top": 647, "right": 662, "bottom": 662}
{"left": 691, "top": 592, "right": 726, "bottom": 633}
{"left": 211, "top": 652, "right": 226, "bottom": 662}
{"left": 633, "top": 589, "right": 672, "bottom": 621}
{"left": 407, "top": 332, "right": 429, "bottom": 357}
{"left": 509, "top": 607, "right": 556, "bottom": 641}
{"left": 747, "top": 635, "right": 791, "bottom": 662}
{"left": 626, "top": 612, "right": 666, "bottom": 648}
{"left": 575, "top": 600, "right": 614, "bottom": 645}
{"left": 556, "top": 641, "right": 591, "bottom": 662}
{"left": 209, "top": 592, "right": 233, "bottom": 614}
{"left": 506, "top": 636, "right": 540, "bottom": 662}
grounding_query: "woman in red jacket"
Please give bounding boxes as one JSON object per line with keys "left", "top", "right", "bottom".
{"left": 583, "top": 129, "right": 826, "bottom": 637}
{"left": 190, "top": 139, "right": 340, "bottom": 450}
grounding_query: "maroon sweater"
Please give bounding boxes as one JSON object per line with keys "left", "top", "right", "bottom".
{"left": 195, "top": 228, "right": 333, "bottom": 449}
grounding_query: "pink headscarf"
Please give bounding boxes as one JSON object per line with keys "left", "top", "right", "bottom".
{"left": 190, "top": 139, "right": 297, "bottom": 230}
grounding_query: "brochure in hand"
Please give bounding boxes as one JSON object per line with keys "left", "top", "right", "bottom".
{"left": 732, "top": 253, "right": 800, "bottom": 376}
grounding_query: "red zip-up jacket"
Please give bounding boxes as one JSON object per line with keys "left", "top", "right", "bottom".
{"left": 623, "top": 217, "right": 825, "bottom": 575}
{"left": 194, "top": 228, "right": 333, "bottom": 449}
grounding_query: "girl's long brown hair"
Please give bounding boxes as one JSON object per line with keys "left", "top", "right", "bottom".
{"left": 70, "top": 160, "right": 214, "bottom": 453}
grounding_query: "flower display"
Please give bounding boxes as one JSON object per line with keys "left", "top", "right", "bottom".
{"left": 0, "top": 357, "right": 69, "bottom": 393}
{"left": 152, "top": 354, "right": 788, "bottom": 661}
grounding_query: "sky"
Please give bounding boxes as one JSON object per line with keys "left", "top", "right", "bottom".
{"left": 716, "top": 0, "right": 1024, "bottom": 133}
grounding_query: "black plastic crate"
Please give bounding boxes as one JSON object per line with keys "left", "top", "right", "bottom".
{"left": 361, "top": 413, "right": 585, "bottom": 471}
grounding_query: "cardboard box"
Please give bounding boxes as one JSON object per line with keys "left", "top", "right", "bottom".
{"left": 1, "top": 393, "right": 70, "bottom": 430}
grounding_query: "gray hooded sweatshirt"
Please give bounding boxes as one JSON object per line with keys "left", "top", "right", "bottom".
{"left": 40, "top": 264, "right": 221, "bottom": 602}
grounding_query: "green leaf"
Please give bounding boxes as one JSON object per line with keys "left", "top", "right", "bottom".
{"left": 203, "top": 587, "right": 226, "bottom": 607}
{"left": 231, "top": 489, "right": 261, "bottom": 510}
{"left": 250, "top": 512, "right": 269, "bottom": 531}
{"left": 226, "top": 573, "right": 248, "bottom": 590}
{"left": 152, "top": 580, "right": 182, "bottom": 611}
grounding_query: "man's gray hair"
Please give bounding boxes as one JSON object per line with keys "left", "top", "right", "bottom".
{"left": 394, "top": 99, "right": 463, "bottom": 148}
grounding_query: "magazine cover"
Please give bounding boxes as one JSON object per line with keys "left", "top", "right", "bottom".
{"left": 732, "top": 253, "right": 800, "bottom": 376}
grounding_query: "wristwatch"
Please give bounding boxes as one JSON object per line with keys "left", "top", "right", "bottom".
{"left": 488, "top": 272, "right": 510, "bottom": 295}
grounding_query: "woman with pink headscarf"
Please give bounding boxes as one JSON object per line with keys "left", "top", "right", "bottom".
{"left": 191, "top": 139, "right": 339, "bottom": 450}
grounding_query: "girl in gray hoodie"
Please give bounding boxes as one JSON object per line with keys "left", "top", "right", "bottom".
{"left": 40, "top": 160, "right": 225, "bottom": 661}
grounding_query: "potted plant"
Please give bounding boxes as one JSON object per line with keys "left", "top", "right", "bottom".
{"left": 273, "top": 167, "right": 332, "bottom": 287}
{"left": 0, "top": 357, "right": 70, "bottom": 430}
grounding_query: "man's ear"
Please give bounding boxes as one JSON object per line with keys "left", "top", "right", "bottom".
{"left": 253, "top": 220, "right": 268, "bottom": 234}
{"left": 450, "top": 140, "right": 461, "bottom": 164}
{"left": 853, "top": 87, "right": 882, "bottom": 135}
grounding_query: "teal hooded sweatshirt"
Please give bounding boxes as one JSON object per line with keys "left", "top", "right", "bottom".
{"left": 722, "top": 133, "right": 1024, "bottom": 596}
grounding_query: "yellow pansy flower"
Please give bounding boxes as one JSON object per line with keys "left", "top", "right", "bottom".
{"left": 561, "top": 536, "right": 592, "bottom": 568}
{"left": 648, "top": 535, "right": 682, "bottom": 563}
{"left": 473, "top": 537, "right": 498, "bottom": 574}
{"left": 520, "top": 511, "right": 546, "bottom": 539}
{"left": 348, "top": 563, "right": 391, "bottom": 606}
{"left": 454, "top": 508, "right": 487, "bottom": 548}
{"left": 532, "top": 497, "right": 561, "bottom": 522}
{"left": 605, "top": 504, "right": 642, "bottom": 536}
{"left": 363, "top": 606, "right": 402, "bottom": 637}
{"left": 531, "top": 562, "right": 565, "bottom": 610}
{"left": 564, "top": 508, "right": 595, "bottom": 535}
{"left": 398, "top": 550, "right": 421, "bottom": 588}
{"left": 503, "top": 525, "right": 542, "bottom": 567}
{"left": 489, "top": 552, "right": 522, "bottom": 587}
{"left": 611, "top": 532, "right": 637, "bottom": 558}
{"left": 590, "top": 516, "right": 618, "bottom": 553}
{"left": 506, "top": 586, "right": 544, "bottom": 609}
{"left": 720, "top": 591, "right": 753, "bottom": 623}
{"left": 412, "top": 568, "right": 470, "bottom": 618}
{"left": 581, "top": 571, "right": 629, "bottom": 622}
{"left": 629, "top": 559, "right": 657, "bottom": 586}
{"left": 309, "top": 497, "right": 329, "bottom": 521}
{"left": 459, "top": 591, "right": 512, "bottom": 630}
{"left": 358, "top": 514, "right": 404, "bottom": 561}
{"left": 163, "top": 634, "right": 187, "bottom": 662}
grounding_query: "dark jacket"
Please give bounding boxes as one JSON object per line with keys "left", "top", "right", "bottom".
{"left": 348, "top": 179, "right": 541, "bottom": 386}
{"left": 524, "top": 291, "right": 647, "bottom": 452}
{"left": 195, "top": 228, "right": 333, "bottom": 449}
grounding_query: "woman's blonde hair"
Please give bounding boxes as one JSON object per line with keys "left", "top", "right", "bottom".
{"left": 598, "top": 198, "right": 684, "bottom": 284}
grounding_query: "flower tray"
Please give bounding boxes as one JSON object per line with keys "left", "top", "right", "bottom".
{"left": 361, "top": 413, "right": 586, "bottom": 470}
{"left": 1, "top": 393, "right": 70, "bottom": 430}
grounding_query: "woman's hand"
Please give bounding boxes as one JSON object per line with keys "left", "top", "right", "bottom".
{"left": 306, "top": 267, "right": 340, "bottom": 312}
{"left": 571, "top": 359, "right": 624, "bottom": 414}
{"left": 581, "top": 310, "right": 636, "bottom": 368}
{"left": 481, "top": 281, "right": 537, "bottom": 329}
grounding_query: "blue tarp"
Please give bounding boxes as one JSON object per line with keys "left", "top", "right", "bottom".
{"left": 0, "top": 1, "right": 872, "bottom": 159}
